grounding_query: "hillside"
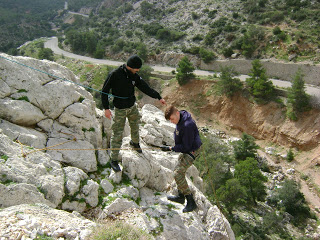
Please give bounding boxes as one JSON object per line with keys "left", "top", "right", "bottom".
{"left": 2, "top": 0, "right": 320, "bottom": 64}
{"left": 57, "top": 0, "right": 320, "bottom": 64}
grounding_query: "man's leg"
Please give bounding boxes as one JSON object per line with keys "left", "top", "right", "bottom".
{"left": 174, "top": 153, "right": 194, "bottom": 196}
{"left": 127, "top": 104, "right": 142, "bottom": 153}
{"left": 126, "top": 104, "right": 141, "bottom": 144}
{"left": 174, "top": 153, "right": 197, "bottom": 212}
{"left": 110, "top": 107, "right": 127, "bottom": 162}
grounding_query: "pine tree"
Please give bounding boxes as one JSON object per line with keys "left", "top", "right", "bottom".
{"left": 216, "top": 178, "right": 247, "bottom": 214}
{"left": 235, "top": 157, "right": 267, "bottom": 205}
{"left": 287, "top": 69, "right": 311, "bottom": 120}
{"left": 216, "top": 66, "right": 243, "bottom": 97}
{"left": 232, "top": 133, "right": 259, "bottom": 163}
{"left": 176, "top": 56, "right": 195, "bottom": 85}
{"left": 246, "top": 60, "right": 275, "bottom": 102}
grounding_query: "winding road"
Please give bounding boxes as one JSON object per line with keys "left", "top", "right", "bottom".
{"left": 45, "top": 37, "right": 320, "bottom": 105}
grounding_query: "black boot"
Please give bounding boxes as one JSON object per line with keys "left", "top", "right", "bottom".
{"left": 183, "top": 194, "right": 197, "bottom": 213}
{"left": 130, "top": 140, "right": 142, "bottom": 153}
{"left": 167, "top": 191, "right": 185, "bottom": 204}
{"left": 110, "top": 161, "right": 121, "bottom": 172}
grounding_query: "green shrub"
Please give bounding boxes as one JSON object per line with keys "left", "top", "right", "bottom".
{"left": 222, "top": 47, "right": 234, "bottom": 58}
{"left": 287, "top": 148, "right": 294, "bottom": 161}
{"left": 273, "top": 26, "right": 282, "bottom": 35}
{"left": 199, "top": 48, "right": 215, "bottom": 63}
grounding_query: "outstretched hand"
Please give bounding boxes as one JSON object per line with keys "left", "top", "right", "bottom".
{"left": 160, "top": 146, "right": 172, "bottom": 152}
{"left": 159, "top": 99, "right": 166, "bottom": 105}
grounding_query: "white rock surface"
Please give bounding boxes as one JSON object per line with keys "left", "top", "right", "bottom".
{"left": 0, "top": 204, "right": 95, "bottom": 240}
{"left": 63, "top": 166, "right": 88, "bottom": 195}
{"left": 0, "top": 119, "right": 47, "bottom": 149}
{"left": 0, "top": 54, "right": 235, "bottom": 240}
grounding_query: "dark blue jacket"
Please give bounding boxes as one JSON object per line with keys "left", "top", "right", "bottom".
{"left": 172, "top": 110, "right": 202, "bottom": 153}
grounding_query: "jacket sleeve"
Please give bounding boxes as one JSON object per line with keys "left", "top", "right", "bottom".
{"left": 101, "top": 73, "right": 113, "bottom": 109}
{"left": 172, "top": 124, "right": 195, "bottom": 153}
{"left": 135, "top": 75, "right": 162, "bottom": 100}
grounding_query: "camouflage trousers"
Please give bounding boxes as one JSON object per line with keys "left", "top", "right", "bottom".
{"left": 110, "top": 104, "right": 141, "bottom": 162}
{"left": 174, "top": 147, "right": 201, "bottom": 195}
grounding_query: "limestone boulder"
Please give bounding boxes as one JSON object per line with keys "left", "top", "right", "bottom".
{"left": 63, "top": 166, "right": 89, "bottom": 196}
{"left": 0, "top": 119, "right": 47, "bottom": 149}
{"left": 47, "top": 138, "right": 97, "bottom": 172}
{"left": 0, "top": 98, "right": 46, "bottom": 126}
{"left": 0, "top": 131, "right": 64, "bottom": 207}
{"left": 0, "top": 183, "right": 55, "bottom": 208}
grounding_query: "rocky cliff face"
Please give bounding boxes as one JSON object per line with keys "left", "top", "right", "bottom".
{"left": 0, "top": 54, "right": 234, "bottom": 240}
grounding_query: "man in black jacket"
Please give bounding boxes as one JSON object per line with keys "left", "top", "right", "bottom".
{"left": 101, "top": 55, "right": 166, "bottom": 172}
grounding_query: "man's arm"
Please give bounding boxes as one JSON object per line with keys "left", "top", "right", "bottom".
{"left": 101, "top": 73, "right": 113, "bottom": 119}
{"left": 135, "top": 76, "right": 162, "bottom": 100}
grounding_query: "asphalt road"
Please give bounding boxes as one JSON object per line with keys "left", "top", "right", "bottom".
{"left": 45, "top": 37, "right": 320, "bottom": 105}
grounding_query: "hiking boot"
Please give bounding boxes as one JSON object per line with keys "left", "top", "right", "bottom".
{"left": 110, "top": 160, "right": 121, "bottom": 172}
{"left": 167, "top": 192, "right": 185, "bottom": 204}
{"left": 130, "top": 140, "right": 142, "bottom": 153}
{"left": 183, "top": 194, "right": 197, "bottom": 213}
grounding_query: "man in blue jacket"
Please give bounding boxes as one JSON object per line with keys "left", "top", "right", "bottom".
{"left": 161, "top": 105, "right": 202, "bottom": 212}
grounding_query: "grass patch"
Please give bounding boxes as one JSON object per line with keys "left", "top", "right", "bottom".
{"left": 89, "top": 221, "right": 153, "bottom": 240}
{"left": 1, "top": 155, "right": 9, "bottom": 162}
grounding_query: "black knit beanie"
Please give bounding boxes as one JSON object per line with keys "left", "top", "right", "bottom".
{"left": 127, "top": 55, "right": 142, "bottom": 69}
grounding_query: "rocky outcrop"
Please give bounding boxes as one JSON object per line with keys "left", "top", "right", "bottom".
{"left": 0, "top": 54, "right": 234, "bottom": 240}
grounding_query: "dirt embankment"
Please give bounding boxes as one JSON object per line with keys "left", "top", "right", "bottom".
{"left": 162, "top": 79, "right": 320, "bottom": 153}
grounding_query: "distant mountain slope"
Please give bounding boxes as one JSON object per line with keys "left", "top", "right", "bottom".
{"left": 0, "top": 0, "right": 64, "bottom": 53}
{"left": 57, "top": 0, "right": 320, "bottom": 63}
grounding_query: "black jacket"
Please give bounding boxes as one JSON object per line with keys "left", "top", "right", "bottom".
{"left": 101, "top": 64, "right": 162, "bottom": 109}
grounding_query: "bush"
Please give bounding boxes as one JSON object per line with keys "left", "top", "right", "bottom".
{"left": 38, "top": 48, "right": 54, "bottom": 61}
{"left": 232, "top": 133, "right": 259, "bottom": 163}
{"left": 273, "top": 26, "right": 282, "bottom": 35}
{"left": 222, "top": 47, "right": 234, "bottom": 58}
{"left": 143, "top": 23, "right": 163, "bottom": 36}
{"left": 138, "top": 65, "right": 154, "bottom": 84}
{"left": 287, "top": 148, "right": 294, "bottom": 162}
{"left": 199, "top": 48, "right": 215, "bottom": 63}
{"left": 270, "top": 179, "right": 311, "bottom": 225}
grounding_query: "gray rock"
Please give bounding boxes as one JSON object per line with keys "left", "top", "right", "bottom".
{"left": 81, "top": 179, "right": 99, "bottom": 207}
{"left": 47, "top": 138, "right": 97, "bottom": 172}
{"left": 62, "top": 200, "right": 87, "bottom": 213}
{"left": 0, "top": 119, "right": 47, "bottom": 149}
{"left": 64, "top": 167, "right": 88, "bottom": 195}
{"left": 0, "top": 183, "right": 55, "bottom": 208}
{"left": 100, "top": 179, "right": 114, "bottom": 194}
{"left": 0, "top": 98, "right": 46, "bottom": 126}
